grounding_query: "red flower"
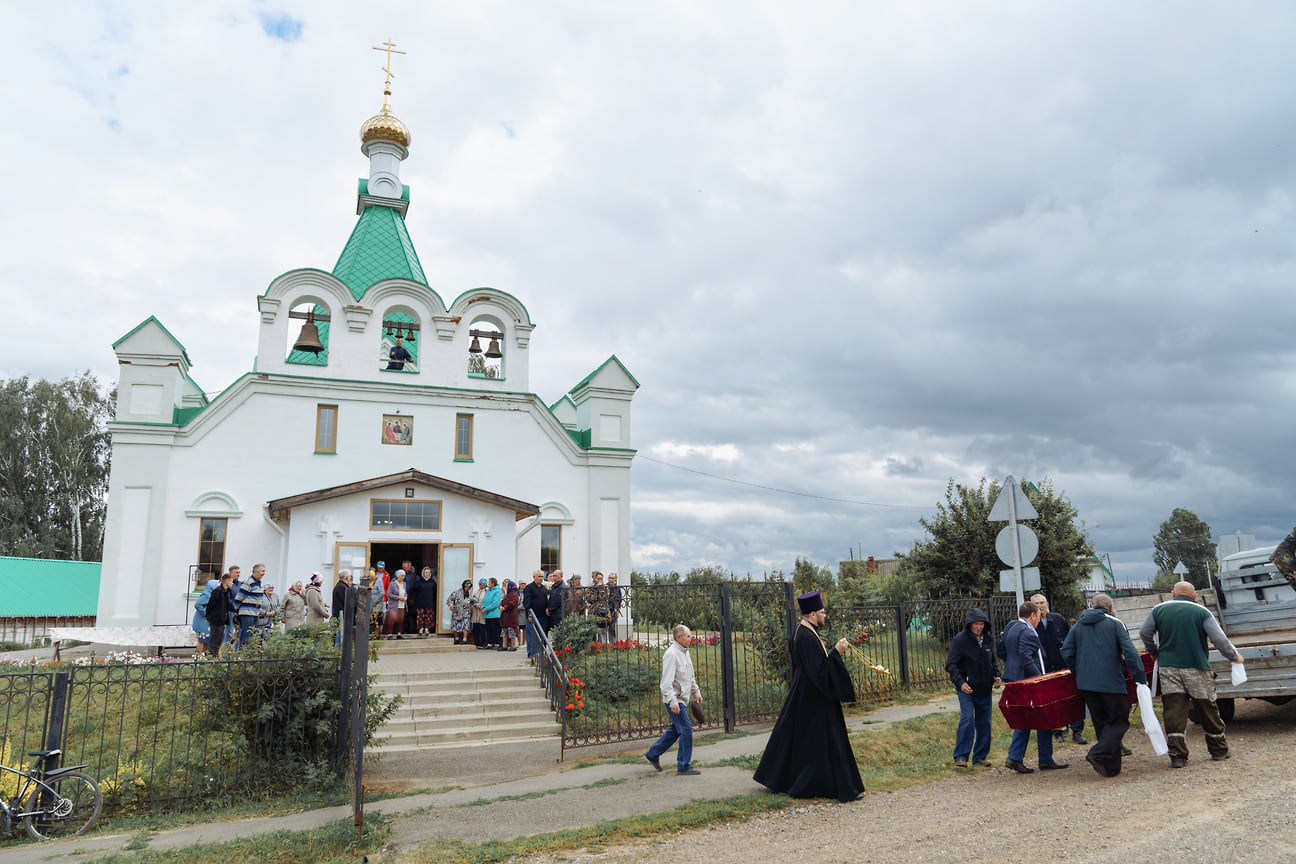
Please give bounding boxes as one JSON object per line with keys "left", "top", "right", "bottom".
{"left": 566, "top": 703, "right": 574, "bottom": 710}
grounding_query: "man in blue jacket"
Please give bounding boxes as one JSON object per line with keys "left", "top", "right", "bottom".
{"left": 1062, "top": 594, "right": 1147, "bottom": 777}
{"left": 945, "top": 608, "right": 1001, "bottom": 767}
{"left": 1000, "top": 601, "right": 1068, "bottom": 773}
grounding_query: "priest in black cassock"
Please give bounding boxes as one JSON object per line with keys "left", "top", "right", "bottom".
{"left": 753, "top": 590, "right": 864, "bottom": 802}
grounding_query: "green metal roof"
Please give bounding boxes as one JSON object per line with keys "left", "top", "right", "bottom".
{"left": 0, "top": 557, "right": 100, "bottom": 617}
{"left": 332, "top": 204, "right": 429, "bottom": 301}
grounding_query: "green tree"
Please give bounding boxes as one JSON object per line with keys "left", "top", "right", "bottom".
{"left": 1153, "top": 508, "right": 1215, "bottom": 589}
{"left": 0, "top": 373, "right": 112, "bottom": 560}
{"left": 898, "top": 477, "right": 1094, "bottom": 606}
{"left": 792, "top": 557, "right": 834, "bottom": 598}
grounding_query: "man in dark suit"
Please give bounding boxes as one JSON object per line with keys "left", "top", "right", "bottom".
{"left": 1000, "top": 601, "right": 1068, "bottom": 774}
{"left": 1032, "top": 593, "right": 1088, "bottom": 746}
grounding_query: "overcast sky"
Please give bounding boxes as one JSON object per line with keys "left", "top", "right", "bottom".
{"left": 3, "top": 3, "right": 1294, "bottom": 584}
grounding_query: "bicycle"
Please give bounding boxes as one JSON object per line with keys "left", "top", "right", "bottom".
{"left": 0, "top": 748, "right": 102, "bottom": 841}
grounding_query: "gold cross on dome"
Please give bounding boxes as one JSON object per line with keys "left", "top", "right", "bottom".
{"left": 372, "top": 38, "right": 407, "bottom": 88}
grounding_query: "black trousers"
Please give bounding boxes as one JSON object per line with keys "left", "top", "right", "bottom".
{"left": 1081, "top": 690, "right": 1131, "bottom": 776}
{"left": 486, "top": 618, "right": 501, "bottom": 646}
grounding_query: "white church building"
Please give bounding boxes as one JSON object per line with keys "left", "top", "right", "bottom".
{"left": 96, "top": 75, "right": 638, "bottom": 633}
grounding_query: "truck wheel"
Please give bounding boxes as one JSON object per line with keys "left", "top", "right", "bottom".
{"left": 1217, "top": 698, "right": 1235, "bottom": 723}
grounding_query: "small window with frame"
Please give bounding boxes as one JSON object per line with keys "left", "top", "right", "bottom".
{"left": 454, "top": 413, "right": 473, "bottom": 461}
{"left": 196, "top": 517, "right": 227, "bottom": 591}
{"left": 315, "top": 404, "right": 338, "bottom": 453}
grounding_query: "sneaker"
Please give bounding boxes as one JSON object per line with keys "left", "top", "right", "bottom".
{"left": 645, "top": 754, "right": 662, "bottom": 772}
{"left": 1211, "top": 751, "right": 1231, "bottom": 761}
{"left": 677, "top": 767, "right": 701, "bottom": 775}
{"left": 953, "top": 757, "right": 969, "bottom": 768}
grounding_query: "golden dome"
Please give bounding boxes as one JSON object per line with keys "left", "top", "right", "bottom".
{"left": 360, "top": 90, "right": 411, "bottom": 148}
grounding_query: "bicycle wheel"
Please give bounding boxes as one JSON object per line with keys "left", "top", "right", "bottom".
{"left": 23, "top": 771, "right": 102, "bottom": 840}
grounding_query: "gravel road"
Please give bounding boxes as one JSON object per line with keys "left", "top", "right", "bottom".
{"left": 514, "top": 697, "right": 1296, "bottom": 864}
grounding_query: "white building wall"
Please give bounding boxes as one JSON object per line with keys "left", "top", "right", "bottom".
{"left": 100, "top": 374, "right": 632, "bottom": 627}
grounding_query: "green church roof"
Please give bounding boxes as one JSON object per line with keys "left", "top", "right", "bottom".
{"left": 332, "top": 203, "right": 429, "bottom": 301}
{"left": 0, "top": 557, "right": 100, "bottom": 617}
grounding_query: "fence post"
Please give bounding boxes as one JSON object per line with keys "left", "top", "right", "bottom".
{"left": 336, "top": 589, "right": 355, "bottom": 763}
{"left": 895, "top": 604, "right": 911, "bottom": 691}
{"left": 42, "top": 671, "right": 70, "bottom": 769}
{"left": 350, "top": 585, "right": 370, "bottom": 832}
{"left": 782, "top": 581, "right": 796, "bottom": 643}
{"left": 718, "top": 583, "right": 737, "bottom": 733}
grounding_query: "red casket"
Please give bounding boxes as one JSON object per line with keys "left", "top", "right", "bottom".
{"left": 998, "top": 671, "right": 1084, "bottom": 730}
{"left": 998, "top": 652, "right": 1156, "bottom": 730}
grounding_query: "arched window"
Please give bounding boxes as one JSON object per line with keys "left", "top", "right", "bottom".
{"left": 285, "top": 301, "right": 330, "bottom": 366}
{"left": 466, "top": 316, "right": 504, "bottom": 380}
{"left": 380, "top": 309, "right": 420, "bottom": 373}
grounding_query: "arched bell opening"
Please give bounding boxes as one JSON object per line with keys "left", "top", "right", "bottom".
{"left": 466, "top": 315, "right": 504, "bottom": 380}
{"left": 286, "top": 301, "right": 331, "bottom": 366}
{"left": 380, "top": 307, "right": 420, "bottom": 373}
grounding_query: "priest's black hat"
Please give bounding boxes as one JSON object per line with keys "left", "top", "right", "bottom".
{"left": 797, "top": 591, "right": 824, "bottom": 614}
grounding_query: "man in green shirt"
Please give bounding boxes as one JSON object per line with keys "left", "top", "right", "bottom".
{"left": 1139, "top": 581, "right": 1244, "bottom": 768}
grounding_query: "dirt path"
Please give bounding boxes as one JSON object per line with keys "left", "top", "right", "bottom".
{"left": 511, "top": 698, "right": 1296, "bottom": 864}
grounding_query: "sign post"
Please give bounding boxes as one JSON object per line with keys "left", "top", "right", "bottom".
{"left": 988, "top": 475, "right": 1040, "bottom": 605}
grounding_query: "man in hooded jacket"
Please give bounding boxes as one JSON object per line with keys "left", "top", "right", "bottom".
{"left": 1061, "top": 593, "right": 1147, "bottom": 777}
{"left": 945, "top": 608, "right": 1001, "bottom": 767}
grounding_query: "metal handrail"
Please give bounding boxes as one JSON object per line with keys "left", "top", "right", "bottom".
{"left": 527, "top": 609, "right": 570, "bottom": 754}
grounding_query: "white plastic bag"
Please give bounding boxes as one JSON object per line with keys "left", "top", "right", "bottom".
{"left": 1231, "top": 662, "right": 1248, "bottom": 686}
{"left": 1136, "top": 682, "right": 1169, "bottom": 755}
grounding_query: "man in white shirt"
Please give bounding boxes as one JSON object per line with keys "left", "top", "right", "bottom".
{"left": 644, "top": 624, "right": 704, "bottom": 775}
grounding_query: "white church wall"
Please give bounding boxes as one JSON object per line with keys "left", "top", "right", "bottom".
{"left": 99, "top": 370, "right": 631, "bottom": 626}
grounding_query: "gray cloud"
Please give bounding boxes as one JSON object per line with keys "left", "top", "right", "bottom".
{"left": 3, "top": 2, "right": 1294, "bottom": 585}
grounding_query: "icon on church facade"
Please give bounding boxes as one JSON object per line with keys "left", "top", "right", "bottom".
{"left": 382, "top": 414, "right": 413, "bottom": 445}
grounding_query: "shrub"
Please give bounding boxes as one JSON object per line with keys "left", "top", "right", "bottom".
{"left": 549, "top": 616, "right": 601, "bottom": 658}
{"left": 581, "top": 647, "right": 659, "bottom": 704}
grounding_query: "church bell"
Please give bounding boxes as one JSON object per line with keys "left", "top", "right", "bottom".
{"left": 292, "top": 321, "right": 325, "bottom": 354}
{"left": 484, "top": 337, "right": 503, "bottom": 359}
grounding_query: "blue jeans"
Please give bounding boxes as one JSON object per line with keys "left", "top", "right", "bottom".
{"left": 646, "top": 702, "right": 693, "bottom": 771}
{"left": 954, "top": 690, "right": 992, "bottom": 763}
{"left": 237, "top": 615, "right": 260, "bottom": 648}
{"left": 1008, "top": 727, "right": 1055, "bottom": 765}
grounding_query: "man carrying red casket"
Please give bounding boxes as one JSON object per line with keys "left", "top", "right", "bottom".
{"left": 999, "top": 601, "right": 1068, "bottom": 774}
{"left": 1061, "top": 594, "right": 1146, "bottom": 778}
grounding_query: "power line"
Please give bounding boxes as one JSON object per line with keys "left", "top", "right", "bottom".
{"left": 637, "top": 454, "right": 935, "bottom": 510}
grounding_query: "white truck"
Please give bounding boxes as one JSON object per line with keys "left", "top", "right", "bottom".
{"left": 1201, "top": 544, "right": 1296, "bottom": 721}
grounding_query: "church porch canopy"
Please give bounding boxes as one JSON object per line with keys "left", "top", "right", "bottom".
{"left": 265, "top": 468, "right": 539, "bottom": 522}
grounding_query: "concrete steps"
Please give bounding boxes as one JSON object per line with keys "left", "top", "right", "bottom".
{"left": 368, "top": 659, "right": 560, "bottom": 754}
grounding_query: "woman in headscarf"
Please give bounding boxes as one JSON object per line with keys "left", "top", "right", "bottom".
{"left": 383, "top": 569, "right": 408, "bottom": 639}
{"left": 282, "top": 580, "right": 307, "bottom": 629}
{"left": 499, "top": 579, "right": 520, "bottom": 651}
{"left": 482, "top": 577, "right": 503, "bottom": 649}
{"left": 408, "top": 566, "right": 439, "bottom": 636}
{"left": 304, "top": 573, "right": 329, "bottom": 624}
{"left": 471, "top": 578, "right": 489, "bottom": 648}
{"left": 447, "top": 579, "right": 474, "bottom": 645}
{"left": 192, "top": 577, "right": 219, "bottom": 656}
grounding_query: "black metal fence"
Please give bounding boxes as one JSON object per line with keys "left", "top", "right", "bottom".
{"left": 830, "top": 595, "right": 1079, "bottom": 703}
{"left": 538, "top": 585, "right": 1080, "bottom": 751}
{"left": 0, "top": 657, "right": 343, "bottom": 812}
{"left": 539, "top": 581, "right": 791, "bottom": 751}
